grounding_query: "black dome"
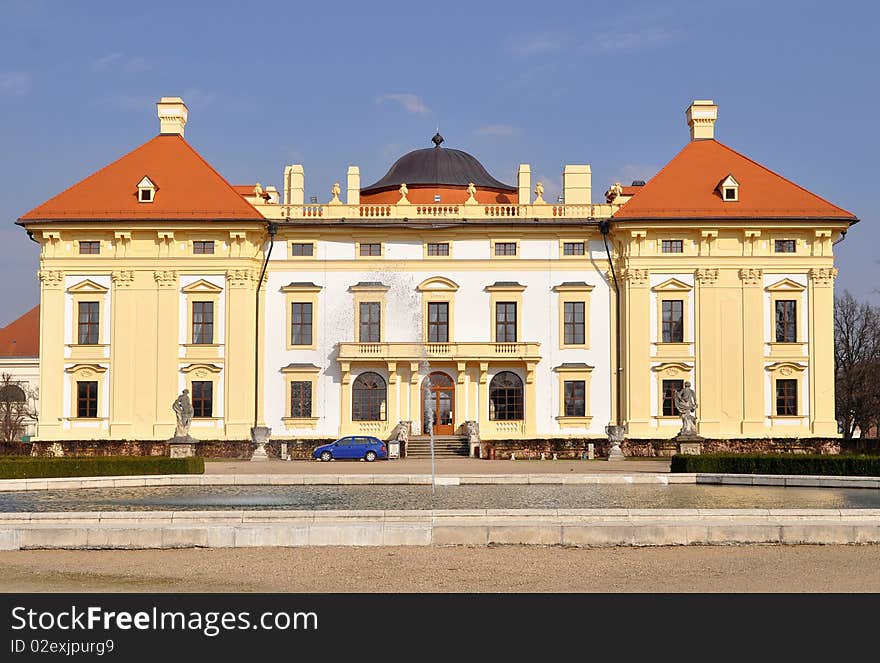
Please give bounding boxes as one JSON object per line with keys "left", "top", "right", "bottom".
{"left": 362, "top": 136, "right": 515, "bottom": 193}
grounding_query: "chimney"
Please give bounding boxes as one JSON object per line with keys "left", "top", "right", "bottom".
{"left": 685, "top": 99, "right": 718, "bottom": 141}
{"left": 517, "top": 165, "right": 531, "bottom": 206}
{"left": 562, "top": 165, "right": 591, "bottom": 205}
{"left": 347, "top": 166, "right": 360, "bottom": 205}
{"left": 157, "top": 96, "right": 188, "bottom": 136}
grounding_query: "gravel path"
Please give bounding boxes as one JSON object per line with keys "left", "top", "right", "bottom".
{"left": 2, "top": 545, "right": 879, "bottom": 593}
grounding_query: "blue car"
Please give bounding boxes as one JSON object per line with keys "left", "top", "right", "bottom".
{"left": 313, "top": 436, "right": 388, "bottom": 462}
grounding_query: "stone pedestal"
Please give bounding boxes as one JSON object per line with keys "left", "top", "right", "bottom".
{"left": 675, "top": 435, "right": 703, "bottom": 455}
{"left": 250, "top": 426, "right": 271, "bottom": 461}
{"left": 606, "top": 424, "right": 626, "bottom": 462}
{"left": 168, "top": 435, "right": 197, "bottom": 458}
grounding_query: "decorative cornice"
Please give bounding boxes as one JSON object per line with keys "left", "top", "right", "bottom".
{"left": 153, "top": 270, "right": 179, "bottom": 288}
{"left": 695, "top": 268, "right": 719, "bottom": 285}
{"left": 111, "top": 270, "right": 135, "bottom": 288}
{"left": 38, "top": 269, "right": 64, "bottom": 288}
{"left": 809, "top": 267, "right": 838, "bottom": 287}
{"left": 227, "top": 268, "right": 257, "bottom": 289}
{"left": 738, "top": 268, "right": 763, "bottom": 287}
{"left": 622, "top": 268, "right": 649, "bottom": 287}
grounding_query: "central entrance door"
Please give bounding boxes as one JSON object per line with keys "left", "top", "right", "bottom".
{"left": 423, "top": 372, "right": 454, "bottom": 435}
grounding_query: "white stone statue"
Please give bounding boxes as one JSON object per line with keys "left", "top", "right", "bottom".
{"left": 172, "top": 389, "right": 194, "bottom": 438}
{"left": 330, "top": 182, "right": 341, "bottom": 204}
{"left": 605, "top": 181, "right": 624, "bottom": 203}
{"left": 254, "top": 183, "right": 264, "bottom": 198}
{"left": 674, "top": 381, "right": 698, "bottom": 437}
{"left": 534, "top": 181, "right": 545, "bottom": 203}
{"left": 467, "top": 182, "right": 476, "bottom": 197}
{"left": 399, "top": 182, "right": 409, "bottom": 198}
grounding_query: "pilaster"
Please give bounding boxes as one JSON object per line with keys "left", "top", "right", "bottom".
{"left": 739, "top": 268, "right": 765, "bottom": 434}
{"left": 225, "top": 269, "right": 258, "bottom": 437}
{"left": 809, "top": 267, "right": 838, "bottom": 435}
{"left": 109, "top": 270, "right": 136, "bottom": 438}
{"left": 36, "top": 269, "right": 64, "bottom": 439}
{"left": 694, "top": 268, "right": 722, "bottom": 436}
{"left": 153, "top": 270, "right": 179, "bottom": 438}
{"left": 622, "top": 268, "right": 651, "bottom": 436}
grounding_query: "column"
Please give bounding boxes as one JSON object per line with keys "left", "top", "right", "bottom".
{"left": 153, "top": 270, "right": 179, "bottom": 438}
{"left": 225, "top": 269, "right": 257, "bottom": 438}
{"left": 740, "top": 269, "right": 765, "bottom": 434}
{"left": 694, "top": 268, "right": 722, "bottom": 436}
{"left": 809, "top": 268, "right": 838, "bottom": 435}
{"left": 622, "top": 268, "right": 651, "bottom": 436}
{"left": 109, "top": 270, "right": 136, "bottom": 438}
{"left": 36, "top": 270, "right": 65, "bottom": 439}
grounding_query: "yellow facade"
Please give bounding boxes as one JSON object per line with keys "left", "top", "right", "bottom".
{"left": 18, "top": 98, "right": 856, "bottom": 445}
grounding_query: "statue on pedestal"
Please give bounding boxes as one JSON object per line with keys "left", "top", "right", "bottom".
{"left": 674, "top": 381, "right": 699, "bottom": 437}
{"left": 172, "top": 389, "right": 194, "bottom": 438}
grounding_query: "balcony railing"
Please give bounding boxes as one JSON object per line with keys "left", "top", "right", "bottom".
{"left": 338, "top": 341, "right": 541, "bottom": 362}
{"left": 252, "top": 201, "right": 622, "bottom": 222}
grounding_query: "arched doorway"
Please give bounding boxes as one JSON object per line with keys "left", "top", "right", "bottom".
{"left": 422, "top": 372, "right": 454, "bottom": 435}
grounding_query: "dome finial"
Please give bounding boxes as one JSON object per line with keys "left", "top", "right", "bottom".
{"left": 432, "top": 131, "right": 444, "bottom": 147}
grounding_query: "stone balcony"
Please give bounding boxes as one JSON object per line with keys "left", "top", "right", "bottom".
{"left": 337, "top": 341, "right": 541, "bottom": 363}
{"left": 253, "top": 201, "right": 621, "bottom": 222}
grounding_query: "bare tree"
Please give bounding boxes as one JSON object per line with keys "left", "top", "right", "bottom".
{"left": 0, "top": 372, "right": 38, "bottom": 443}
{"left": 834, "top": 292, "right": 880, "bottom": 438}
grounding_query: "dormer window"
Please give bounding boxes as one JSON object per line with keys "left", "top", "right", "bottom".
{"left": 718, "top": 174, "right": 739, "bottom": 202}
{"left": 137, "top": 176, "right": 156, "bottom": 203}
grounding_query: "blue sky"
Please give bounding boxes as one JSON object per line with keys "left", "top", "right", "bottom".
{"left": 1, "top": 0, "right": 877, "bottom": 326}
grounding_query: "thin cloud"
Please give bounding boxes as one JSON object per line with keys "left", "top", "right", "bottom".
{"left": 376, "top": 93, "right": 430, "bottom": 115}
{"left": 475, "top": 124, "right": 521, "bottom": 137}
{"left": 611, "top": 164, "right": 660, "bottom": 186}
{"left": 508, "top": 31, "right": 564, "bottom": 56}
{"left": 0, "top": 72, "right": 30, "bottom": 97}
{"left": 589, "top": 27, "right": 679, "bottom": 53}
{"left": 92, "top": 53, "right": 150, "bottom": 73}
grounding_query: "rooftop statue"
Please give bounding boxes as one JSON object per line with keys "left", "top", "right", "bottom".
{"left": 605, "top": 181, "right": 623, "bottom": 203}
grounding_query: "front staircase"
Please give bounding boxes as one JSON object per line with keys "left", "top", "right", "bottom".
{"left": 405, "top": 435, "right": 469, "bottom": 458}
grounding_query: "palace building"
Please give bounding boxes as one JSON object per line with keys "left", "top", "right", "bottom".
{"left": 15, "top": 97, "right": 857, "bottom": 455}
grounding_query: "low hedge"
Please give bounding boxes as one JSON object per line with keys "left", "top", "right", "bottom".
{"left": 671, "top": 453, "right": 880, "bottom": 477}
{"left": 0, "top": 456, "right": 204, "bottom": 479}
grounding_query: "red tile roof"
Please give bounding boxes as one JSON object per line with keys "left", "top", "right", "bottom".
{"left": 0, "top": 305, "right": 39, "bottom": 357}
{"left": 19, "top": 135, "right": 264, "bottom": 221}
{"left": 613, "top": 139, "right": 857, "bottom": 221}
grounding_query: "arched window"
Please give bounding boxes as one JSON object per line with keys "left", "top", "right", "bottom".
{"left": 0, "top": 384, "right": 26, "bottom": 403}
{"left": 489, "top": 371, "right": 523, "bottom": 421}
{"left": 352, "top": 372, "right": 387, "bottom": 421}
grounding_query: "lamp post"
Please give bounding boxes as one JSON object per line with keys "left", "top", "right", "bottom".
{"left": 420, "top": 359, "right": 436, "bottom": 494}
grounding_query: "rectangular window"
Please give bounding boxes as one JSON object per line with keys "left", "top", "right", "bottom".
{"left": 359, "top": 302, "right": 381, "bottom": 342}
{"left": 564, "top": 380, "right": 586, "bottom": 417}
{"left": 77, "top": 301, "right": 100, "bottom": 345}
{"left": 563, "top": 302, "right": 585, "bottom": 345}
{"left": 774, "top": 239, "right": 796, "bottom": 253}
{"left": 193, "top": 241, "right": 214, "bottom": 254}
{"left": 495, "top": 302, "right": 517, "bottom": 342}
{"left": 290, "top": 381, "right": 312, "bottom": 418}
{"left": 290, "top": 302, "right": 313, "bottom": 346}
{"left": 662, "top": 379, "right": 684, "bottom": 417}
{"left": 427, "top": 302, "right": 449, "bottom": 342}
{"left": 191, "top": 381, "right": 213, "bottom": 418}
{"left": 661, "top": 240, "right": 683, "bottom": 253}
{"left": 776, "top": 379, "right": 798, "bottom": 416}
{"left": 79, "top": 241, "right": 100, "bottom": 255}
{"left": 563, "top": 242, "right": 586, "bottom": 256}
{"left": 426, "top": 242, "right": 450, "bottom": 256}
{"left": 290, "top": 242, "right": 314, "bottom": 256}
{"left": 192, "top": 301, "right": 214, "bottom": 344}
{"left": 661, "top": 300, "right": 684, "bottom": 343}
{"left": 775, "top": 300, "right": 797, "bottom": 343}
{"left": 360, "top": 243, "right": 381, "bottom": 257}
{"left": 495, "top": 242, "right": 517, "bottom": 256}
{"left": 76, "top": 381, "right": 98, "bottom": 418}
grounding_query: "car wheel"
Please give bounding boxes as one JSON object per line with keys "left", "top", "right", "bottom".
{"left": 320, "top": 451, "right": 332, "bottom": 462}
{"left": 365, "top": 450, "right": 377, "bottom": 462}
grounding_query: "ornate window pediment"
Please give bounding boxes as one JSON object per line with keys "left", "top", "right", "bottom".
{"left": 67, "top": 279, "right": 108, "bottom": 294}
{"left": 417, "top": 276, "right": 459, "bottom": 292}
{"left": 181, "top": 279, "right": 223, "bottom": 294}
{"left": 651, "top": 278, "right": 692, "bottom": 293}
{"left": 765, "top": 278, "right": 806, "bottom": 293}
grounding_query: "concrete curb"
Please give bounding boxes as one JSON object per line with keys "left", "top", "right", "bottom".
{"left": 1, "top": 472, "right": 879, "bottom": 492}
{"left": 1, "top": 508, "right": 879, "bottom": 550}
